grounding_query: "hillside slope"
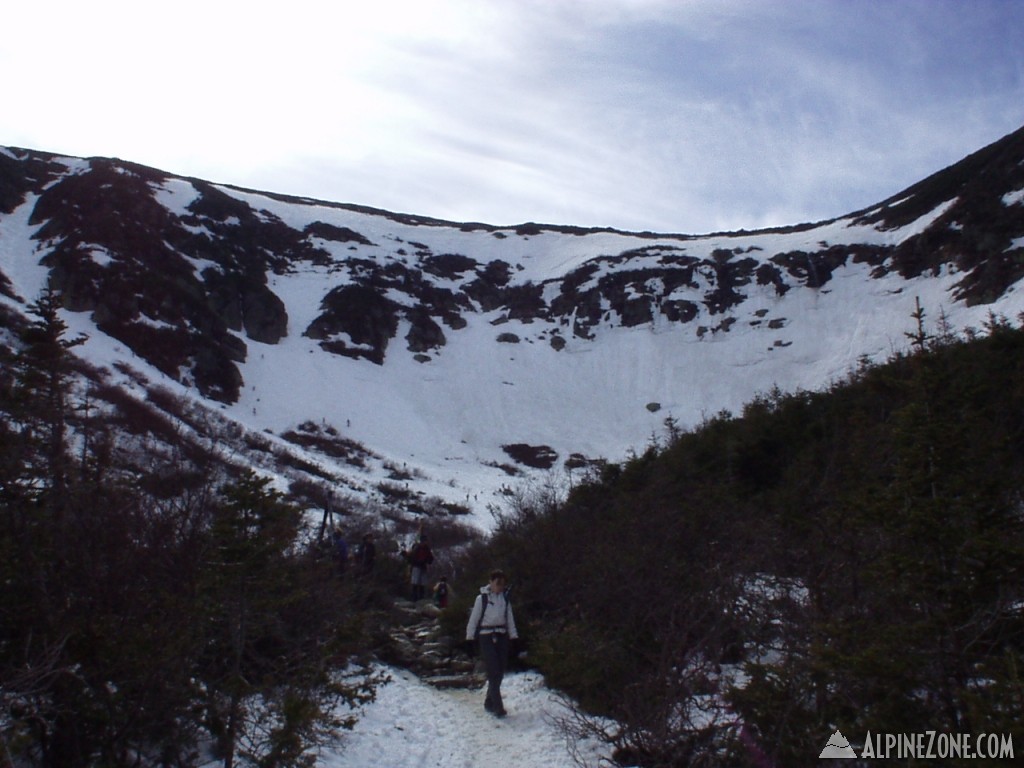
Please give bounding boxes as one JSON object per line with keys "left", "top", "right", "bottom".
{"left": 2, "top": 126, "right": 1024, "bottom": 521}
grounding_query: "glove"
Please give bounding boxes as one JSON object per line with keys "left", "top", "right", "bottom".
{"left": 462, "top": 639, "right": 476, "bottom": 657}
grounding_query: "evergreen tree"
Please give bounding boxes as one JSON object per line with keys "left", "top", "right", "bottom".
{"left": 13, "top": 288, "right": 86, "bottom": 521}
{"left": 1, "top": 293, "right": 379, "bottom": 766}
{"left": 0, "top": 290, "right": 90, "bottom": 766}
{"left": 196, "top": 471, "right": 375, "bottom": 768}
{"left": 459, "top": 310, "right": 1024, "bottom": 766}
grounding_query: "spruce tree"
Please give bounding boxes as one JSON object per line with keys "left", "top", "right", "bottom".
{"left": 0, "top": 289, "right": 90, "bottom": 766}
{"left": 196, "top": 471, "right": 376, "bottom": 768}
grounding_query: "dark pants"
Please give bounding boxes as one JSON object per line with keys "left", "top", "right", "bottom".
{"left": 410, "top": 566, "right": 428, "bottom": 601}
{"left": 478, "top": 632, "right": 509, "bottom": 713}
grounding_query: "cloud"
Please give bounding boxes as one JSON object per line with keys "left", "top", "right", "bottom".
{"left": 2, "top": 0, "right": 1023, "bottom": 233}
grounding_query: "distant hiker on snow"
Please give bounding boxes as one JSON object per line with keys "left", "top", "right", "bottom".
{"left": 404, "top": 534, "right": 434, "bottom": 601}
{"left": 466, "top": 569, "right": 519, "bottom": 717}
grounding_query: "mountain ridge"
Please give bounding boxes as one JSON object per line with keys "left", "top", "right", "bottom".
{"left": 2, "top": 125, "right": 1024, "bottom": 522}
{"left": 13, "top": 122, "right": 1024, "bottom": 240}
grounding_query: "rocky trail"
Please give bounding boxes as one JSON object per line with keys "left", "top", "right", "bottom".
{"left": 381, "top": 599, "right": 485, "bottom": 691}
{"left": 322, "top": 599, "right": 613, "bottom": 767}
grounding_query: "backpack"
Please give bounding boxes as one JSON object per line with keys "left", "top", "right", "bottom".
{"left": 410, "top": 542, "right": 433, "bottom": 568}
{"left": 472, "top": 588, "right": 512, "bottom": 638}
{"left": 332, "top": 533, "right": 348, "bottom": 561}
{"left": 434, "top": 581, "right": 449, "bottom": 606}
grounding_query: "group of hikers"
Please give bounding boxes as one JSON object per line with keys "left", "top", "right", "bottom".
{"left": 328, "top": 524, "right": 518, "bottom": 717}
{"left": 327, "top": 526, "right": 450, "bottom": 606}
{"left": 401, "top": 534, "right": 519, "bottom": 717}
{"left": 329, "top": 525, "right": 518, "bottom": 717}
{"left": 329, "top": 528, "right": 377, "bottom": 578}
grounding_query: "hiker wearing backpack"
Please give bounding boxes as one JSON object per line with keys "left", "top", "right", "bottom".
{"left": 331, "top": 527, "right": 349, "bottom": 577}
{"left": 432, "top": 576, "right": 450, "bottom": 608}
{"left": 404, "top": 534, "right": 434, "bottom": 601}
{"left": 465, "top": 570, "right": 519, "bottom": 717}
{"left": 355, "top": 532, "right": 376, "bottom": 577}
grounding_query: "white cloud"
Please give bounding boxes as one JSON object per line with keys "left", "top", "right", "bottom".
{"left": 3, "top": 0, "right": 1023, "bottom": 233}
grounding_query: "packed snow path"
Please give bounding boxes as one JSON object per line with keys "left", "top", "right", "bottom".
{"left": 324, "top": 667, "right": 612, "bottom": 768}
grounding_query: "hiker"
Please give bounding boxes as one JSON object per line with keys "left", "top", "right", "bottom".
{"left": 432, "top": 576, "right": 450, "bottom": 609}
{"left": 331, "top": 527, "right": 348, "bottom": 577}
{"left": 465, "top": 569, "right": 519, "bottom": 717}
{"left": 404, "top": 534, "right": 434, "bottom": 601}
{"left": 355, "top": 532, "right": 376, "bottom": 577}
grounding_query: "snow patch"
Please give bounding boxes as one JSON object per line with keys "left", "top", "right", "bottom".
{"left": 1003, "top": 187, "right": 1024, "bottom": 207}
{"left": 153, "top": 178, "right": 201, "bottom": 216}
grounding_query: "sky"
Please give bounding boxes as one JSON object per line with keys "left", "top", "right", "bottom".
{"left": 4, "top": 0, "right": 1024, "bottom": 235}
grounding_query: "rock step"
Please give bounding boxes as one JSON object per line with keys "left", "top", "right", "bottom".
{"left": 383, "top": 601, "right": 482, "bottom": 689}
{"left": 423, "top": 672, "right": 486, "bottom": 690}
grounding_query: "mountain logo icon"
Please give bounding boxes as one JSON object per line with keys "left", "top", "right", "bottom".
{"left": 819, "top": 730, "right": 858, "bottom": 758}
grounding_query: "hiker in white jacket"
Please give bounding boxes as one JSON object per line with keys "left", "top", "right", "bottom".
{"left": 466, "top": 569, "right": 518, "bottom": 716}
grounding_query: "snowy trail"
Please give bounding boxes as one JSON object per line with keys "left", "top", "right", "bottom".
{"left": 322, "top": 668, "right": 612, "bottom": 767}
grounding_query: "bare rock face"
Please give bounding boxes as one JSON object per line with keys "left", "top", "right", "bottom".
{"left": 305, "top": 285, "right": 399, "bottom": 365}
